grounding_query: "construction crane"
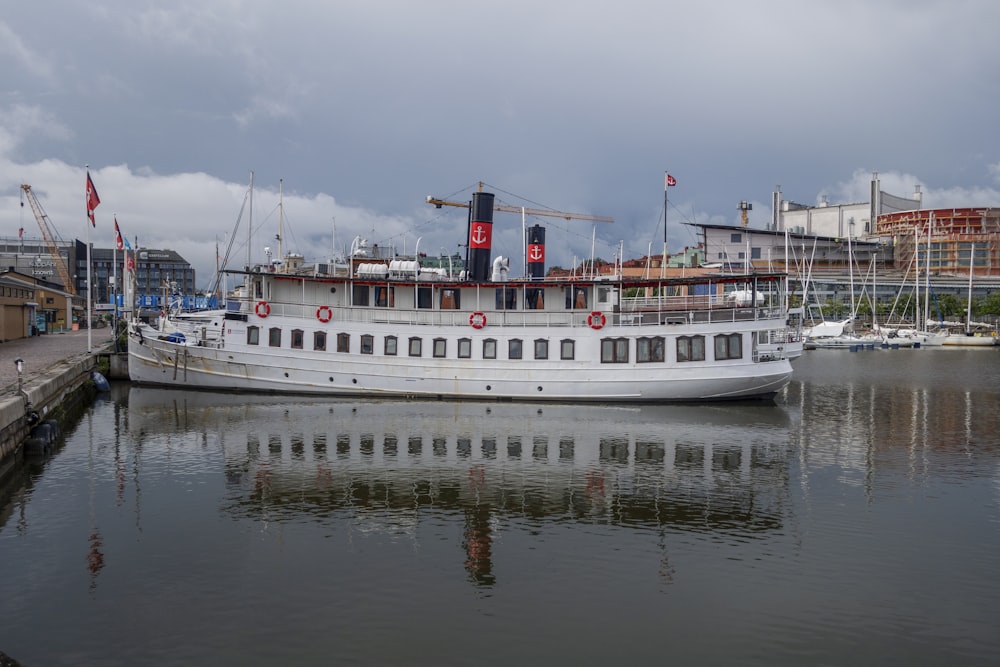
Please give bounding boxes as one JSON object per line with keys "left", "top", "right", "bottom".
{"left": 426, "top": 181, "right": 614, "bottom": 223}
{"left": 20, "top": 184, "right": 76, "bottom": 295}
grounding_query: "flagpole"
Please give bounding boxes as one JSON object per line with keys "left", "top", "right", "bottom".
{"left": 113, "top": 225, "right": 118, "bottom": 353}
{"left": 86, "top": 166, "right": 93, "bottom": 353}
{"left": 662, "top": 171, "right": 669, "bottom": 279}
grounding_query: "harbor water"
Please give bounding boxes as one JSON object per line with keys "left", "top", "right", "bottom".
{"left": 2, "top": 348, "right": 999, "bottom": 666}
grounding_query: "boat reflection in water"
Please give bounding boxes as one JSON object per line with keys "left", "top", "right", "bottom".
{"left": 128, "top": 388, "right": 797, "bottom": 586}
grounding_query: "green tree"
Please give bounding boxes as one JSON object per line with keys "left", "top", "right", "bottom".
{"left": 981, "top": 290, "right": 1000, "bottom": 316}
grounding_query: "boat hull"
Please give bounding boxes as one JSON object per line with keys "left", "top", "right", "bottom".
{"left": 128, "top": 319, "right": 793, "bottom": 402}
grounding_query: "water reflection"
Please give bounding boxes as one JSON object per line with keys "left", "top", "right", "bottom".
{"left": 784, "top": 350, "right": 1000, "bottom": 502}
{"left": 128, "top": 388, "right": 797, "bottom": 586}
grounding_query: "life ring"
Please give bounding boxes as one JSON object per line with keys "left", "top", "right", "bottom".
{"left": 587, "top": 311, "right": 605, "bottom": 330}
{"left": 469, "top": 311, "right": 487, "bottom": 329}
{"left": 255, "top": 300, "right": 270, "bottom": 318}
{"left": 316, "top": 305, "right": 333, "bottom": 323}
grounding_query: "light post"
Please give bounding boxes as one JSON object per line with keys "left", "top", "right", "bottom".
{"left": 14, "top": 358, "right": 24, "bottom": 396}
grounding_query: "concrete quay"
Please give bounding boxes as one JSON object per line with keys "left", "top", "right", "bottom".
{"left": 0, "top": 328, "right": 115, "bottom": 470}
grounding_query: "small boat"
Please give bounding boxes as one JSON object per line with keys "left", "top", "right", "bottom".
{"left": 128, "top": 187, "right": 795, "bottom": 402}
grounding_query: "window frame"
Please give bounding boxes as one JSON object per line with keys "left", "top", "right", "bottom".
{"left": 432, "top": 337, "right": 447, "bottom": 358}
{"left": 600, "top": 337, "right": 629, "bottom": 363}
{"left": 636, "top": 336, "right": 665, "bottom": 363}
{"left": 714, "top": 333, "right": 743, "bottom": 360}
{"left": 677, "top": 335, "right": 706, "bottom": 362}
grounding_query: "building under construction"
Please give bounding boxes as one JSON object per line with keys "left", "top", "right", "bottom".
{"left": 877, "top": 207, "right": 1000, "bottom": 277}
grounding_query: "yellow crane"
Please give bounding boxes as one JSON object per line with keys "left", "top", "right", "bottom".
{"left": 20, "top": 184, "right": 76, "bottom": 295}
{"left": 426, "top": 181, "right": 614, "bottom": 223}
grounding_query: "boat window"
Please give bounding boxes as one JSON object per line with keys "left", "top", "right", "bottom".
{"left": 247, "top": 325, "right": 259, "bottom": 346}
{"left": 508, "top": 338, "right": 522, "bottom": 360}
{"left": 714, "top": 333, "right": 743, "bottom": 360}
{"left": 566, "top": 288, "right": 587, "bottom": 310}
{"left": 416, "top": 287, "right": 433, "bottom": 309}
{"left": 384, "top": 335, "right": 397, "bottom": 356}
{"left": 440, "top": 289, "right": 460, "bottom": 310}
{"left": 637, "top": 336, "right": 665, "bottom": 363}
{"left": 534, "top": 338, "right": 549, "bottom": 360}
{"left": 352, "top": 285, "right": 370, "bottom": 306}
{"left": 375, "top": 286, "right": 394, "bottom": 308}
{"left": 313, "top": 331, "right": 326, "bottom": 351}
{"left": 526, "top": 288, "right": 544, "bottom": 310}
{"left": 337, "top": 333, "right": 350, "bottom": 353}
{"left": 483, "top": 338, "right": 497, "bottom": 359}
{"left": 458, "top": 337, "right": 472, "bottom": 359}
{"left": 560, "top": 339, "right": 575, "bottom": 360}
{"left": 496, "top": 287, "right": 517, "bottom": 310}
{"left": 433, "top": 338, "right": 447, "bottom": 358}
{"left": 409, "top": 337, "right": 422, "bottom": 357}
{"left": 361, "top": 334, "right": 374, "bottom": 355}
{"left": 291, "top": 329, "right": 304, "bottom": 350}
{"left": 268, "top": 327, "right": 281, "bottom": 348}
{"left": 600, "top": 337, "right": 629, "bottom": 363}
{"left": 677, "top": 335, "right": 706, "bottom": 362}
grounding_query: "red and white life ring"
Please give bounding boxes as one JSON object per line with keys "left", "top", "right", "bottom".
{"left": 316, "top": 305, "right": 333, "bottom": 323}
{"left": 587, "top": 310, "right": 606, "bottom": 330}
{"left": 255, "top": 300, "right": 271, "bottom": 318}
{"left": 469, "top": 311, "right": 487, "bottom": 329}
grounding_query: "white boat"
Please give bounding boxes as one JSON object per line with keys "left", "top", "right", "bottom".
{"left": 939, "top": 330, "right": 998, "bottom": 346}
{"left": 937, "top": 243, "right": 998, "bottom": 347}
{"left": 127, "top": 189, "right": 795, "bottom": 402}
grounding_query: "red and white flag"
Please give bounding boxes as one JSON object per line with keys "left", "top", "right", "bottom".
{"left": 114, "top": 217, "right": 124, "bottom": 250}
{"left": 665, "top": 173, "right": 677, "bottom": 188}
{"left": 86, "top": 171, "right": 101, "bottom": 227}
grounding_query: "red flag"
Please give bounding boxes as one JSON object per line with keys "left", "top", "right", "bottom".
{"left": 114, "top": 217, "right": 124, "bottom": 250}
{"left": 665, "top": 173, "right": 677, "bottom": 187}
{"left": 86, "top": 171, "right": 101, "bottom": 227}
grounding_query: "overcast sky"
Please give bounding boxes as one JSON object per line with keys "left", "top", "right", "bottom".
{"left": 3, "top": 1, "right": 1000, "bottom": 290}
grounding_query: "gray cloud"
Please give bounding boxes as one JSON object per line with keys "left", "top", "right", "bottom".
{"left": 3, "top": 1, "right": 999, "bottom": 288}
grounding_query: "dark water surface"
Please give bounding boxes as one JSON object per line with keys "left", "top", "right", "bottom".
{"left": 2, "top": 349, "right": 999, "bottom": 666}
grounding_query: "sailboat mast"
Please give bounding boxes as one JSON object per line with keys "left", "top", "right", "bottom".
{"left": 914, "top": 226, "right": 920, "bottom": 330}
{"left": 924, "top": 213, "right": 932, "bottom": 327}
{"left": 966, "top": 242, "right": 975, "bottom": 334}
{"left": 246, "top": 171, "right": 254, "bottom": 271}
{"left": 847, "top": 230, "right": 855, "bottom": 319}
{"left": 277, "top": 178, "right": 284, "bottom": 265}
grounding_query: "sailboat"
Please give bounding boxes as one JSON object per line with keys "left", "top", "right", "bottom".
{"left": 940, "top": 242, "right": 998, "bottom": 347}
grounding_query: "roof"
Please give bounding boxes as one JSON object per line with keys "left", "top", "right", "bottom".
{"left": 687, "top": 221, "right": 882, "bottom": 246}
